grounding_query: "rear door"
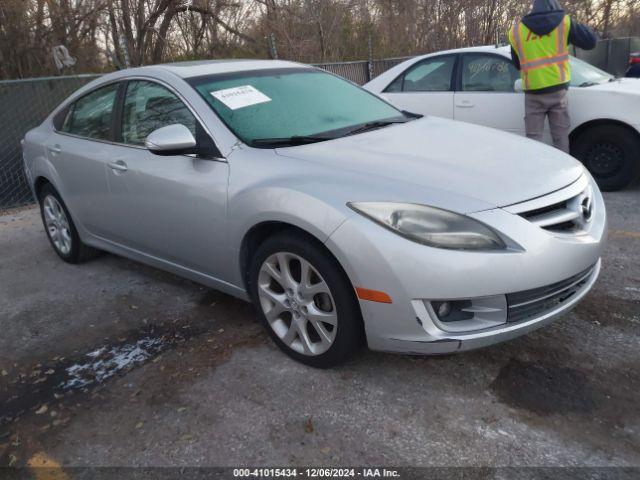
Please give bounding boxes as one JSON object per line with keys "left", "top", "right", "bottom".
{"left": 453, "top": 53, "right": 527, "bottom": 136}
{"left": 101, "top": 79, "right": 229, "bottom": 277}
{"left": 380, "top": 55, "right": 457, "bottom": 119}
{"left": 49, "top": 82, "right": 120, "bottom": 236}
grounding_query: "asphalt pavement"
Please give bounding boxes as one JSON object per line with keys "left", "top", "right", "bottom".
{"left": 0, "top": 183, "right": 639, "bottom": 473}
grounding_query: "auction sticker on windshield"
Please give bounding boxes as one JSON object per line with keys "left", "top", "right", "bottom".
{"left": 211, "top": 85, "right": 272, "bottom": 110}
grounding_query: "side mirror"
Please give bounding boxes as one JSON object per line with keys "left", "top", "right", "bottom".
{"left": 145, "top": 124, "right": 197, "bottom": 156}
{"left": 514, "top": 79, "right": 524, "bottom": 93}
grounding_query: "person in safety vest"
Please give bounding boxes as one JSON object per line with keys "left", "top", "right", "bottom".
{"left": 509, "top": 0, "right": 597, "bottom": 153}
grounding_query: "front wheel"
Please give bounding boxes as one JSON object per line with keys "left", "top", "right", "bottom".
{"left": 571, "top": 125, "right": 640, "bottom": 191}
{"left": 249, "top": 231, "right": 362, "bottom": 368}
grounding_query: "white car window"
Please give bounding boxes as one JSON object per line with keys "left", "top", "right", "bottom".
{"left": 570, "top": 56, "right": 614, "bottom": 87}
{"left": 462, "top": 54, "right": 519, "bottom": 92}
{"left": 386, "top": 56, "right": 455, "bottom": 93}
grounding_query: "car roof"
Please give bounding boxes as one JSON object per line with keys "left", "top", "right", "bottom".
{"left": 148, "top": 59, "right": 309, "bottom": 78}
{"left": 418, "top": 45, "right": 511, "bottom": 58}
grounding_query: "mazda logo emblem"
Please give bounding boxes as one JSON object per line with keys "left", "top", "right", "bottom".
{"left": 581, "top": 197, "right": 593, "bottom": 222}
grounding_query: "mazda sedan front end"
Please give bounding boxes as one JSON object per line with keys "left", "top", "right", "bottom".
{"left": 328, "top": 172, "right": 604, "bottom": 355}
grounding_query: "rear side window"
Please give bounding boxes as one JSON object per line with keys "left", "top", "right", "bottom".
{"left": 61, "top": 83, "right": 119, "bottom": 141}
{"left": 461, "top": 54, "right": 519, "bottom": 92}
{"left": 121, "top": 81, "right": 196, "bottom": 146}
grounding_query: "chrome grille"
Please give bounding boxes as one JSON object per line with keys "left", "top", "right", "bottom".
{"left": 506, "top": 264, "right": 596, "bottom": 323}
{"left": 519, "top": 190, "right": 593, "bottom": 233}
{"left": 505, "top": 176, "right": 594, "bottom": 234}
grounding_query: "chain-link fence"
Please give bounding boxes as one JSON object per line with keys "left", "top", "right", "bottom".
{"left": 1, "top": 38, "right": 637, "bottom": 212}
{"left": 313, "top": 60, "right": 371, "bottom": 85}
{"left": 313, "top": 57, "right": 411, "bottom": 84}
{"left": 0, "top": 74, "right": 100, "bottom": 210}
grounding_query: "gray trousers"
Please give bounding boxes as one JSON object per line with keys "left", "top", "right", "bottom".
{"left": 524, "top": 89, "right": 571, "bottom": 153}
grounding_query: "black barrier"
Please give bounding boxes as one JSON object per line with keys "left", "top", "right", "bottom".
{"left": 574, "top": 37, "right": 640, "bottom": 76}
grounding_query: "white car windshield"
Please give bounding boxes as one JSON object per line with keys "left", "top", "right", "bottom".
{"left": 189, "top": 68, "right": 409, "bottom": 148}
{"left": 570, "top": 56, "right": 614, "bottom": 87}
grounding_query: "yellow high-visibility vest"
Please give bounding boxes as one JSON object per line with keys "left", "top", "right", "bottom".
{"left": 509, "top": 15, "right": 571, "bottom": 91}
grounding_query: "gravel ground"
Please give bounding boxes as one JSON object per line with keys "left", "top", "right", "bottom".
{"left": 0, "top": 184, "right": 638, "bottom": 474}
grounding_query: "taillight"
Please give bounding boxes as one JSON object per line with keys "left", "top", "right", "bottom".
{"left": 630, "top": 54, "right": 640, "bottom": 65}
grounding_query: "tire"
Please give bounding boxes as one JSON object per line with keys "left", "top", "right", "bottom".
{"left": 248, "top": 231, "right": 362, "bottom": 368}
{"left": 38, "top": 184, "right": 98, "bottom": 264}
{"left": 571, "top": 125, "right": 640, "bottom": 191}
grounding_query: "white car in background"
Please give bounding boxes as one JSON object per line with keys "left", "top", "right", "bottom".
{"left": 365, "top": 46, "right": 640, "bottom": 191}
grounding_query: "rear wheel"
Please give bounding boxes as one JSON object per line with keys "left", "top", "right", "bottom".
{"left": 571, "top": 125, "right": 640, "bottom": 191}
{"left": 249, "top": 231, "right": 362, "bottom": 368}
{"left": 38, "top": 184, "right": 98, "bottom": 263}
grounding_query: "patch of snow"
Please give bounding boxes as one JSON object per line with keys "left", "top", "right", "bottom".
{"left": 59, "top": 337, "right": 165, "bottom": 390}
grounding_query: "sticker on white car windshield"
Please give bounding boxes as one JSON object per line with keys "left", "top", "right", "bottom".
{"left": 210, "top": 85, "right": 271, "bottom": 110}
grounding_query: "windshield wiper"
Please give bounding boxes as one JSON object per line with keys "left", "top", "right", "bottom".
{"left": 342, "top": 118, "right": 410, "bottom": 137}
{"left": 250, "top": 117, "right": 413, "bottom": 147}
{"left": 579, "top": 81, "right": 599, "bottom": 87}
{"left": 250, "top": 135, "right": 333, "bottom": 148}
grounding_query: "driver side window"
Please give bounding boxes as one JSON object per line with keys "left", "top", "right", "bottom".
{"left": 121, "top": 81, "right": 197, "bottom": 146}
{"left": 461, "top": 54, "right": 519, "bottom": 93}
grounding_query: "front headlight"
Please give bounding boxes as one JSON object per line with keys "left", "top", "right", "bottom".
{"left": 348, "top": 202, "right": 506, "bottom": 251}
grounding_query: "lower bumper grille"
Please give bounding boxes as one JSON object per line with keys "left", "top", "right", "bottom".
{"left": 506, "top": 264, "right": 596, "bottom": 323}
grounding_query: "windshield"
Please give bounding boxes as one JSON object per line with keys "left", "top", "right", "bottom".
{"left": 189, "top": 68, "right": 407, "bottom": 147}
{"left": 570, "top": 56, "right": 614, "bottom": 87}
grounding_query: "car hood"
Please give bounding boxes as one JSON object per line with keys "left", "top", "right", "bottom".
{"left": 582, "top": 77, "right": 640, "bottom": 94}
{"left": 275, "top": 116, "right": 583, "bottom": 212}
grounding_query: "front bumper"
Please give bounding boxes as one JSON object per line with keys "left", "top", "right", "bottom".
{"left": 405, "top": 259, "right": 600, "bottom": 354}
{"left": 325, "top": 175, "right": 607, "bottom": 355}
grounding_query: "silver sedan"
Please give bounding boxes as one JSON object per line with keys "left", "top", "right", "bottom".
{"left": 23, "top": 60, "right": 606, "bottom": 367}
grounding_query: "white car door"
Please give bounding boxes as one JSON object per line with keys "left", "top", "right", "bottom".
{"left": 380, "top": 55, "right": 456, "bottom": 119}
{"left": 453, "top": 53, "right": 529, "bottom": 137}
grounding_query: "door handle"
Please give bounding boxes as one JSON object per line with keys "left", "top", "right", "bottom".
{"left": 108, "top": 160, "right": 128, "bottom": 172}
{"left": 48, "top": 145, "right": 62, "bottom": 155}
{"left": 455, "top": 100, "right": 475, "bottom": 108}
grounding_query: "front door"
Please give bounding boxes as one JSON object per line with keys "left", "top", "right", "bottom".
{"left": 381, "top": 55, "right": 457, "bottom": 119}
{"left": 103, "top": 80, "right": 229, "bottom": 277}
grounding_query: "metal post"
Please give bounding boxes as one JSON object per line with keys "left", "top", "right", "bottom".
{"left": 268, "top": 33, "right": 278, "bottom": 60}
{"left": 120, "top": 32, "right": 131, "bottom": 68}
{"left": 366, "top": 34, "right": 373, "bottom": 82}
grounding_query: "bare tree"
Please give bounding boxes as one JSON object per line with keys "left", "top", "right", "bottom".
{"left": 0, "top": 0, "right": 638, "bottom": 79}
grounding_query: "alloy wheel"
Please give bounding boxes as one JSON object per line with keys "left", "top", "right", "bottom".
{"left": 43, "top": 195, "right": 72, "bottom": 255}
{"left": 258, "top": 252, "right": 338, "bottom": 356}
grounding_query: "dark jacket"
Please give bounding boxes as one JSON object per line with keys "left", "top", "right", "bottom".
{"left": 627, "top": 55, "right": 640, "bottom": 78}
{"left": 511, "top": 0, "right": 598, "bottom": 94}
{"left": 627, "top": 63, "right": 640, "bottom": 78}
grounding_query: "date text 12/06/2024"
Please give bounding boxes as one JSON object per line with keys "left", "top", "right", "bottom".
{"left": 233, "top": 468, "right": 401, "bottom": 478}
